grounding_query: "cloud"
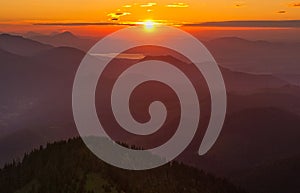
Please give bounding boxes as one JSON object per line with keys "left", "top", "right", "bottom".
{"left": 277, "top": 10, "right": 287, "bottom": 14}
{"left": 140, "top": 3, "right": 157, "bottom": 7}
{"left": 235, "top": 3, "right": 245, "bottom": 7}
{"left": 166, "top": 3, "right": 189, "bottom": 8}
{"left": 123, "top": 5, "right": 132, "bottom": 8}
{"left": 107, "top": 12, "right": 131, "bottom": 21}
{"left": 234, "top": 1, "right": 246, "bottom": 7}
{"left": 35, "top": 20, "right": 300, "bottom": 28}
{"left": 107, "top": 12, "right": 131, "bottom": 17}
{"left": 289, "top": 2, "right": 300, "bottom": 7}
{"left": 34, "top": 22, "right": 131, "bottom": 26}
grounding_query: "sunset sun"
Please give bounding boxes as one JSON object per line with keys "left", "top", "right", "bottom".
{"left": 143, "top": 20, "right": 156, "bottom": 31}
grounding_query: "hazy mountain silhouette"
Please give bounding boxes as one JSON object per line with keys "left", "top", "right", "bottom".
{"left": 220, "top": 67, "right": 287, "bottom": 94}
{"left": 29, "top": 31, "right": 97, "bottom": 52}
{"left": 227, "top": 85, "right": 300, "bottom": 116}
{"left": 184, "top": 107, "right": 300, "bottom": 172}
{"left": 122, "top": 54, "right": 288, "bottom": 94}
{"left": 275, "top": 73, "right": 300, "bottom": 86}
{"left": 204, "top": 37, "right": 300, "bottom": 74}
{"left": 0, "top": 35, "right": 298, "bottom": 158}
{"left": 180, "top": 107, "right": 300, "bottom": 193}
{"left": 1, "top": 34, "right": 300, "bottom": 193}
{"left": 0, "top": 45, "right": 83, "bottom": 152}
{"left": 0, "top": 34, "right": 52, "bottom": 56}
{"left": 0, "top": 45, "right": 85, "bottom": 164}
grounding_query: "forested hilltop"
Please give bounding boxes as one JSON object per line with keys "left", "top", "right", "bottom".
{"left": 0, "top": 138, "right": 247, "bottom": 193}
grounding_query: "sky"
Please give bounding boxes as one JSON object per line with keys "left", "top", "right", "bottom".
{"left": 1, "top": 0, "right": 300, "bottom": 24}
{"left": 0, "top": 0, "right": 300, "bottom": 38}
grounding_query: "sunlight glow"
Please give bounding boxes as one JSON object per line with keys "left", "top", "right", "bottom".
{"left": 143, "top": 20, "right": 156, "bottom": 31}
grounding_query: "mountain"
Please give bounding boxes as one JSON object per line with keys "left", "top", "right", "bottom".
{"left": 227, "top": 85, "right": 300, "bottom": 116}
{"left": 175, "top": 107, "right": 300, "bottom": 193}
{"left": 220, "top": 67, "right": 287, "bottom": 94}
{"left": 0, "top": 34, "right": 52, "bottom": 56}
{"left": 0, "top": 47, "right": 47, "bottom": 137}
{"left": 0, "top": 124, "right": 77, "bottom": 167}
{"left": 29, "top": 31, "right": 97, "bottom": 52}
{"left": 275, "top": 73, "right": 300, "bottom": 86}
{"left": 0, "top": 138, "right": 247, "bottom": 193}
{"left": 0, "top": 45, "right": 84, "bottom": 128}
{"left": 1, "top": 34, "right": 300, "bottom": 193}
{"left": 204, "top": 37, "right": 300, "bottom": 74}
{"left": 115, "top": 54, "right": 288, "bottom": 94}
{"left": 0, "top": 46, "right": 85, "bottom": 165}
{"left": 0, "top": 37, "right": 298, "bottom": 164}
{"left": 0, "top": 47, "right": 24, "bottom": 61}
{"left": 232, "top": 154, "right": 300, "bottom": 193}
{"left": 182, "top": 107, "right": 300, "bottom": 175}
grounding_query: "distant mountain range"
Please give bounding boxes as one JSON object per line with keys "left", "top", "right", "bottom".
{"left": 1, "top": 32, "right": 300, "bottom": 193}
{"left": 0, "top": 34, "right": 52, "bottom": 56}
{"left": 28, "top": 31, "right": 97, "bottom": 52}
{"left": 204, "top": 37, "right": 300, "bottom": 75}
{"left": 26, "top": 32, "right": 300, "bottom": 76}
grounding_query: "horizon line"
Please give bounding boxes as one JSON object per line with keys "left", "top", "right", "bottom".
{"left": 33, "top": 20, "right": 300, "bottom": 28}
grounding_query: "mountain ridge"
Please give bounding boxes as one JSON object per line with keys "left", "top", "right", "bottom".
{"left": 0, "top": 33, "right": 53, "bottom": 56}
{"left": 0, "top": 138, "right": 247, "bottom": 193}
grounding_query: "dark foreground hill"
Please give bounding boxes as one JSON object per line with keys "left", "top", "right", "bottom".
{"left": 0, "top": 138, "right": 246, "bottom": 193}
{"left": 232, "top": 154, "right": 300, "bottom": 193}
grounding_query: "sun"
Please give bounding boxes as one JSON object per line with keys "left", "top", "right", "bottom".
{"left": 143, "top": 20, "right": 156, "bottom": 31}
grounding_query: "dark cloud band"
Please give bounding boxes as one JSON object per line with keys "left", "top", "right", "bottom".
{"left": 34, "top": 20, "right": 300, "bottom": 28}
{"left": 184, "top": 20, "right": 300, "bottom": 28}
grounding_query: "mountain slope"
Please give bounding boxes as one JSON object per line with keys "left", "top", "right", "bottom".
{"left": 0, "top": 46, "right": 85, "bottom": 163}
{"left": 0, "top": 34, "right": 52, "bottom": 56}
{"left": 1, "top": 37, "right": 300, "bottom": 193}
{"left": 0, "top": 41, "right": 299, "bottom": 170}
{"left": 182, "top": 107, "right": 300, "bottom": 175}
{"left": 233, "top": 154, "right": 300, "bottom": 193}
{"left": 29, "top": 31, "right": 97, "bottom": 52}
{"left": 0, "top": 138, "right": 246, "bottom": 193}
{"left": 204, "top": 37, "right": 300, "bottom": 74}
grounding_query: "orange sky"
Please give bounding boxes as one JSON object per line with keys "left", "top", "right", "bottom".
{"left": 1, "top": 0, "right": 300, "bottom": 24}
{"left": 0, "top": 0, "right": 300, "bottom": 35}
